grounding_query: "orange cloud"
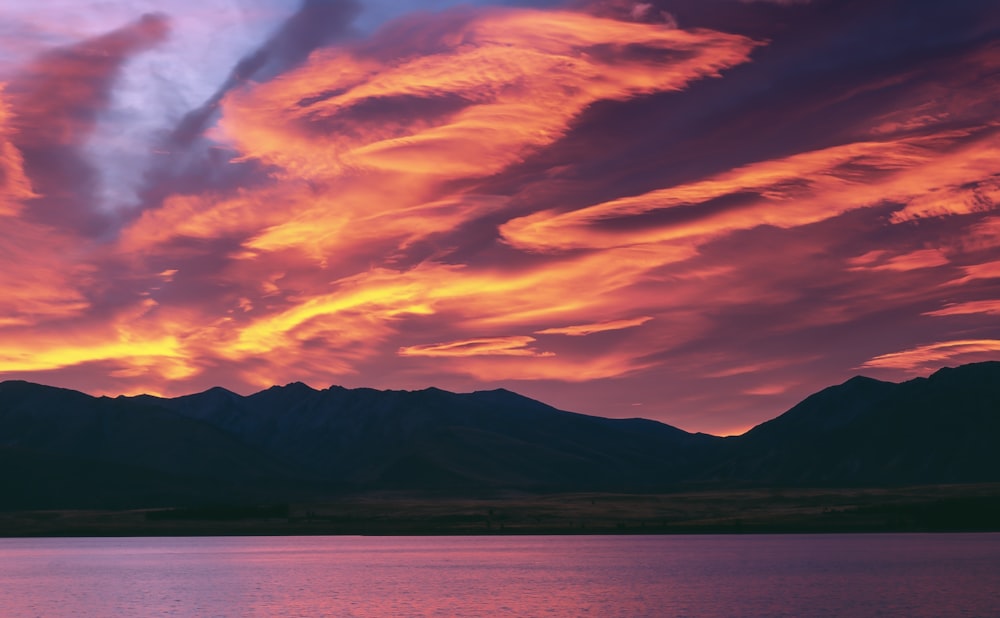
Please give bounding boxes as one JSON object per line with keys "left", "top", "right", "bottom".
{"left": 398, "top": 336, "right": 552, "bottom": 358}
{"left": 1, "top": 3, "right": 998, "bottom": 435}
{"left": 501, "top": 129, "right": 1000, "bottom": 254}
{"left": 53, "top": 11, "right": 755, "bottom": 395}
{"left": 0, "top": 219, "right": 92, "bottom": 326}
{"left": 849, "top": 248, "right": 950, "bottom": 272}
{"left": 120, "top": 190, "right": 290, "bottom": 251}
{"left": 189, "top": 8, "right": 759, "bottom": 263}
{"left": 955, "top": 260, "right": 1000, "bottom": 283}
{"left": 536, "top": 316, "right": 653, "bottom": 336}
{"left": 113, "top": 240, "right": 683, "bottom": 394}
{"left": 0, "top": 309, "right": 194, "bottom": 381}
{"left": 220, "top": 10, "right": 758, "bottom": 178}
{"left": 924, "top": 300, "right": 1000, "bottom": 317}
{"left": 119, "top": 9, "right": 758, "bottom": 279}
{"left": 244, "top": 192, "right": 509, "bottom": 263}
{"left": 0, "top": 88, "right": 34, "bottom": 214}
{"left": 743, "top": 382, "right": 795, "bottom": 396}
{"left": 861, "top": 339, "right": 1000, "bottom": 372}
{"left": 890, "top": 173, "right": 1000, "bottom": 223}
{"left": 217, "top": 246, "right": 662, "bottom": 358}
{"left": 402, "top": 348, "right": 656, "bottom": 383}
{"left": 955, "top": 215, "right": 1000, "bottom": 253}
{"left": 704, "top": 358, "right": 814, "bottom": 379}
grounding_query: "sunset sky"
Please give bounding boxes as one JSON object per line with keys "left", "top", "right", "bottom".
{"left": 0, "top": 0, "right": 997, "bottom": 435}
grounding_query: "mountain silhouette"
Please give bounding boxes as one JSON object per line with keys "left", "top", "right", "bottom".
{"left": 1, "top": 361, "right": 997, "bottom": 508}
{"left": 703, "top": 361, "right": 1000, "bottom": 484}
{"left": 137, "top": 384, "right": 718, "bottom": 490}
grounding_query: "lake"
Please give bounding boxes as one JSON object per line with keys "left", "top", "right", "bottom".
{"left": 1, "top": 534, "right": 998, "bottom": 617}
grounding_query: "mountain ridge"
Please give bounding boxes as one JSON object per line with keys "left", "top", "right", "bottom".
{"left": 1, "top": 361, "right": 998, "bottom": 509}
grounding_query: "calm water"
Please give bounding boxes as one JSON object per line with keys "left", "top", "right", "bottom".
{"left": 1, "top": 534, "right": 998, "bottom": 617}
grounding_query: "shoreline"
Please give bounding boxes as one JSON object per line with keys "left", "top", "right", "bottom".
{"left": 4, "top": 483, "right": 999, "bottom": 538}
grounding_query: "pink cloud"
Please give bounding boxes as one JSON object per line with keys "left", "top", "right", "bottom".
{"left": 861, "top": 339, "right": 1000, "bottom": 372}
{"left": 398, "top": 336, "right": 552, "bottom": 358}
{"left": 849, "top": 248, "right": 950, "bottom": 272}
{"left": 536, "top": 316, "right": 653, "bottom": 336}
{"left": 924, "top": 300, "right": 1000, "bottom": 317}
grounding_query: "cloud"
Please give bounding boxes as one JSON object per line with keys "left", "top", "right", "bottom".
{"left": 849, "top": 248, "right": 950, "bottom": 272}
{"left": 501, "top": 129, "right": 1000, "bottom": 255}
{"left": 924, "top": 300, "right": 1000, "bottom": 318}
{"left": 8, "top": 13, "right": 169, "bottom": 148}
{"left": 120, "top": 6, "right": 759, "bottom": 282}
{"left": 0, "top": 83, "right": 95, "bottom": 325}
{"left": 861, "top": 340, "right": 1000, "bottom": 372}
{"left": 399, "top": 346, "right": 655, "bottom": 382}
{"left": 536, "top": 316, "right": 653, "bottom": 336}
{"left": 0, "top": 331, "right": 189, "bottom": 378}
{"left": 743, "top": 382, "right": 795, "bottom": 396}
{"left": 166, "top": 0, "right": 361, "bottom": 148}
{"left": 0, "top": 0, "right": 998, "bottom": 436}
{"left": 0, "top": 88, "right": 34, "bottom": 214}
{"left": 399, "top": 336, "right": 552, "bottom": 358}
{"left": 952, "top": 260, "right": 1000, "bottom": 284}
{"left": 889, "top": 174, "right": 1000, "bottom": 224}
{"left": 5, "top": 12, "right": 170, "bottom": 235}
{"left": 575, "top": 0, "right": 678, "bottom": 25}
{"left": 0, "top": 220, "right": 92, "bottom": 325}
{"left": 101, "top": 7, "right": 760, "bottom": 394}
{"left": 216, "top": 8, "right": 757, "bottom": 180}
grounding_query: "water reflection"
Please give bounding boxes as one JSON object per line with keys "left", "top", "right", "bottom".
{"left": 1, "top": 534, "right": 998, "bottom": 617}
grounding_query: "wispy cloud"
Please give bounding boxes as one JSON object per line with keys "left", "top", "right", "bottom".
{"left": 536, "top": 316, "right": 653, "bottom": 336}
{"left": 399, "top": 336, "right": 552, "bottom": 358}
{"left": 924, "top": 300, "right": 1000, "bottom": 317}
{"left": 849, "top": 249, "right": 950, "bottom": 272}
{"left": 861, "top": 340, "right": 1000, "bottom": 372}
{"left": 0, "top": 0, "right": 997, "bottom": 435}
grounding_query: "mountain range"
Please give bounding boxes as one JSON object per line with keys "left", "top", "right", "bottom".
{"left": 1, "top": 361, "right": 998, "bottom": 509}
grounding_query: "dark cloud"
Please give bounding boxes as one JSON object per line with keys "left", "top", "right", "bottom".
{"left": 482, "top": 0, "right": 1000, "bottom": 212}
{"left": 136, "top": 0, "right": 362, "bottom": 220}
{"left": 7, "top": 13, "right": 170, "bottom": 237}
{"left": 297, "top": 93, "right": 473, "bottom": 141}
{"left": 351, "top": 7, "right": 482, "bottom": 63}
{"left": 168, "top": 0, "right": 361, "bottom": 148}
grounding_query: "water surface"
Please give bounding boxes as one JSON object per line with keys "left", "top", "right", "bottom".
{"left": 1, "top": 534, "right": 998, "bottom": 617}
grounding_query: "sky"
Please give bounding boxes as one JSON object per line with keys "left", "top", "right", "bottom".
{"left": 0, "top": 0, "right": 997, "bottom": 436}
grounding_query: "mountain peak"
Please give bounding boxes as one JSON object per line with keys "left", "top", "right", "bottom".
{"left": 271, "top": 381, "right": 316, "bottom": 393}
{"left": 843, "top": 374, "right": 887, "bottom": 386}
{"left": 928, "top": 360, "right": 1000, "bottom": 381}
{"left": 205, "top": 385, "right": 238, "bottom": 395}
{"left": 477, "top": 387, "right": 518, "bottom": 395}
